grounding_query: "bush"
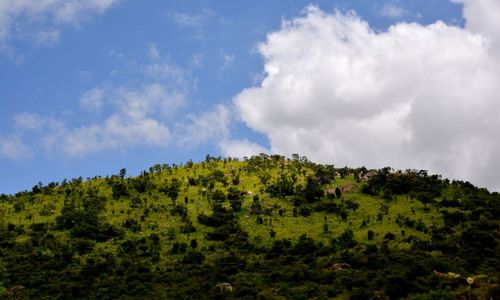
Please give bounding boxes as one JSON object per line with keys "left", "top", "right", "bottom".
{"left": 123, "top": 218, "right": 142, "bottom": 233}
{"left": 384, "top": 232, "right": 396, "bottom": 241}
{"left": 182, "top": 251, "right": 205, "bottom": 264}
{"left": 72, "top": 238, "right": 95, "bottom": 255}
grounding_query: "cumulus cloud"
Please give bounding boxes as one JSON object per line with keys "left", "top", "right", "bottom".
{"left": 0, "top": 0, "right": 119, "bottom": 51}
{"left": 453, "top": 0, "right": 500, "bottom": 54}
{"left": 0, "top": 135, "right": 31, "bottom": 159}
{"left": 234, "top": 4, "right": 500, "bottom": 190}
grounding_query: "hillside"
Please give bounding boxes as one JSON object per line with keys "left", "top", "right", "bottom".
{"left": 0, "top": 154, "right": 499, "bottom": 299}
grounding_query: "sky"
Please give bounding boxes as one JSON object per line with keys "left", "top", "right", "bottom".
{"left": 1, "top": 0, "right": 500, "bottom": 194}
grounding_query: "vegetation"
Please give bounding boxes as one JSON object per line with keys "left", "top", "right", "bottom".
{"left": 0, "top": 154, "right": 499, "bottom": 299}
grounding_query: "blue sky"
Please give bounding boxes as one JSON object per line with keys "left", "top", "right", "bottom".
{"left": 3, "top": 0, "right": 500, "bottom": 194}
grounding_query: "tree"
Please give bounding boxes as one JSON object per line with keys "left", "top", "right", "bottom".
{"left": 335, "top": 187, "right": 342, "bottom": 199}
{"left": 190, "top": 239, "right": 198, "bottom": 249}
{"left": 230, "top": 199, "right": 242, "bottom": 212}
{"left": 112, "top": 181, "right": 129, "bottom": 199}
{"left": 415, "top": 191, "right": 434, "bottom": 208}
{"left": 161, "top": 178, "right": 181, "bottom": 204}
{"left": 304, "top": 176, "right": 324, "bottom": 203}
{"left": 119, "top": 168, "right": 127, "bottom": 179}
{"left": 335, "top": 229, "right": 357, "bottom": 249}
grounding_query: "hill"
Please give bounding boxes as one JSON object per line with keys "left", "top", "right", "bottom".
{"left": 0, "top": 154, "right": 499, "bottom": 299}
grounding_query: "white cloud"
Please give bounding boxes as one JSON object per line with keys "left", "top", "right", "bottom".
{"left": 378, "top": 3, "right": 409, "bottom": 19}
{"left": 190, "top": 52, "right": 205, "bottom": 68}
{"left": 16, "top": 83, "right": 176, "bottom": 157}
{"left": 171, "top": 8, "right": 214, "bottom": 28}
{"left": 13, "top": 113, "right": 66, "bottom": 138}
{"left": 179, "top": 105, "right": 230, "bottom": 147}
{"left": 234, "top": 5, "right": 500, "bottom": 191}
{"left": 222, "top": 53, "right": 235, "bottom": 69}
{"left": 172, "top": 12, "right": 205, "bottom": 28}
{"left": 144, "top": 60, "right": 191, "bottom": 90}
{"left": 80, "top": 88, "right": 105, "bottom": 112}
{"left": 148, "top": 43, "right": 161, "bottom": 60}
{"left": 0, "top": 0, "right": 119, "bottom": 51}
{"left": 14, "top": 112, "right": 48, "bottom": 130}
{"left": 171, "top": 8, "right": 216, "bottom": 39}
{"left": 452, "top": 0, "right": 500, "bottom": 55}
{"left": 60, "top": 82, "right": 180, "bottom": 156}
{"left": 77, "top": 70, "right": 93, "bottom": 81}
{"left": 0, "top": 135, "right": 31, "bottom": 159}
{"left": 177, "top": 104, "right": 270, "bottom": 158}
{"left": 114, "top": 83, "right": 185, "bottom": 118}
{"left": 54, "top": 114, "right": 171, "bottom": 157}
{"left": 35, "top": 28, "right": 60, "bottom": 45}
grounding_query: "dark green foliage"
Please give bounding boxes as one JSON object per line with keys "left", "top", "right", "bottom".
{"left": 266, "top": 173, "right": 295, "bottom": 197}
{"left": 160, "top": 178, "right": 181, "bottom": 203}
{"left": 333, "top": 228, "right": 358, "bottom": 249}
{"left": 170, "top": 204, "right": 188, "bottom": 220}
{"left": 129, "top": 173, "right": 154, "bottom": 193}
{"left": 211, "top": 189, "right": 226, "bottom": 202}
{"left": 362, "top": 169, "right": 444, "bottom": 204}
{"left": 304, "top": 176, "right": 324, "bottom": 203}
{"left": 292, "top": 234, "right": 320, "bottom": 256}
{"left": 180, "top": 221, "right": 196, "bottom": 234}
{"left": 230, "top": 198, "right": 242, "bottom": 212}
{"left": 299, "top": 206, "right": 312, "bottom": 217}
{"left": 56, "top": 188, "right": 122, "bottom": 241}
{"left": 210, "top": 169, "right": 227, "bottom": 184}
{"left": 171, "top": 241, "right": 187, "bottom": 254}
{"left": 182, "top": 250, "right": 205, "bottom": 264}
{"left": 13, "top": 200, "right": 24, "bottom": 212}
{"left": 119, "top": 168, "right": 126, "bottom": 179}
{"left": 111, "top": 180, "right": 128, "bottom": 199}
{"left": 384, "top": 232, "right": 396, "bottom": 241}
{"left": 226, "top": 187, "right": 243, "bottom": 200}
{"left": 335, "top": 187, "right": 342, "bottom": 199}
{"left": 313, "top": 164, "right": 336, "bottom": 185}
{"left": 198, "top": 204, "right": 235, "bottom": 227}
{"left": 122, "top": 218, "right": 141, "bottom": 232}
{"left": 72, "top": 238, "right": 95, "bottom": 254}
{"left": 190, "top": 238, "right": 198, "bottom": 249}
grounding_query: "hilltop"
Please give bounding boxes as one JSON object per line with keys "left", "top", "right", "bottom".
{"left": 0, "top": 154, "right": 499, "bottom": 299}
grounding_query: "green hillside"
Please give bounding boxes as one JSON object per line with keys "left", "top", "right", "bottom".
{"left": 0, "top": 154, "right": 499, "bottom": 299}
